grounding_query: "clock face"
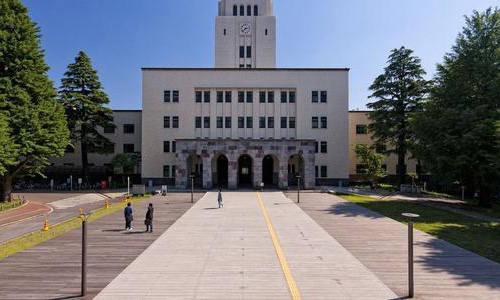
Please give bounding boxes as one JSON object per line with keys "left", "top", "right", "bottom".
{"left": 240, "top": 23, "right": 251, "bottom": 35}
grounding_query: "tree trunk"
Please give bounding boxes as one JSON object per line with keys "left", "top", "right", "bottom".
{"left": 1, "top": 175, "right": 13, "bottom": 202}
{"left": 397, "top": 146, "right": 406, "bottom": 188}
{"left": 81, "top": 131, "right": 89, "bottom": 183}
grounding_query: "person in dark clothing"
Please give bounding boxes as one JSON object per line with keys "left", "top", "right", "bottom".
{"left": 124, "top": 202, "right": 133, "bottom": 231}
{"left": 218, "top": 188, "right": 223, "bottom": 208}
{"left": 145, "top": 203, "right": 154, "bottom": 233}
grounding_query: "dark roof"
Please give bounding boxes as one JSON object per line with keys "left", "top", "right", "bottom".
{"left": 142, "top": 67, "right": 349, "bottom": 71}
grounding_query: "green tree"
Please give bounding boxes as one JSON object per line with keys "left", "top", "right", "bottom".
{"left": 412, "top": 8, "right": 500, "bottom": 207}
{"left": 111, "top": 153, "right": 138, "bottom": 175}
{"left": 354, "top": 144, "right": 387, "bottom": 188}
{"left": 0, "top": 0, "right": 69, "bottom": 201}
{"left": 59, "top": 51, "right": 115, "bottom": 181}
{"left": 368, "top": 47, "right": 430, "bottom": 187}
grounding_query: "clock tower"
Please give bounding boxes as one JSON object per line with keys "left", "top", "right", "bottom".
{"left": 215, "top": 0, "right": 276, "bottom": 68}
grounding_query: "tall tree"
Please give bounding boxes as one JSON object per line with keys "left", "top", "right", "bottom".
{"left": 59, "top": 51, "right": 115, "bottom": 181}
{"left": 367, "top": 47, "right": 429, "bottom": 187}
{"left": 0, "top": 112, "right": 17, "bottom": 176}
{"left": 412, "top": 8, "right": 500, "bottom": 207}
{"left": 0, "top": 0, "right": 69, "bottom": 201}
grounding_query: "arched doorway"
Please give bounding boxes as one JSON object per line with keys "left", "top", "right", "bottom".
{"left": 262, "top": 155, "right": 279, "bottom": 187}
{"left": 238, "top": 155, "right": 253, "bottom": 188}
{"left": 212, "top": 154, "right": 228, "bottom": 188}
{"left": 288, "top": 154, "right": 305, "bottom": 187}
{"left": 186, "top": 153, "right": 203, "bottom": 189}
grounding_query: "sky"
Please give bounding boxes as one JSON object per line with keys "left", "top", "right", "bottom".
{"left": 24, "top": 0, "right": 499, "bottom": 110}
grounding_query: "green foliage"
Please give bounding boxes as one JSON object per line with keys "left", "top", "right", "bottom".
{"left": 412, "top": 8, "right": 500, "bottom": 207}
{"left": 368, "top": 47, "right": 430, "bottom": 185}
{"left": 354, "top": 144, "right": 387, "bottom": 186}
{"left": 111, "top": 153, "right": 138, "bottom": 175}
{"left": 59, "top": 51, "right": 115, "bottom": 178}
{"left": 0, "top": 0, "right": 69, "bottom": 200}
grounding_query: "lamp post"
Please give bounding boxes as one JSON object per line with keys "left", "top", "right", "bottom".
{"left": 81, "top": 212, "right": 87, "bottom": 297}
{"left": 402, "top": 213, "right": 420, "bottom": 298}
{"left": 190, "top": 174, "right": 195, "bottom": 203}
{"left": 296, "top": 175, "right": 302, "bottom": 203}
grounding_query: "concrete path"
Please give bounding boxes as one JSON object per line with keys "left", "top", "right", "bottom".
{"left": 96, "top": 192, "right": 396, "bottom": 299}
{"left": 288, "top": 192, "right": 500, "bottom": 300}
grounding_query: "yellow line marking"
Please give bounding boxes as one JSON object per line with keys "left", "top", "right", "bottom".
{"left": 256, "top": 192, "right": 302, "bottom": 300}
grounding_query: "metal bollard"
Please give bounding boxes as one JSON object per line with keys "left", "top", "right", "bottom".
{"left": 81, "top": 214, "right": 87, "bottom": 297}
{"left": 402, "top": 213, "right": 420, "bottom": 298}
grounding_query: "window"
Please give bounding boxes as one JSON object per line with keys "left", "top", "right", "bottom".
{"left": 238, "top": 117, "right": 245, "bottom": 128}
{"left": 223, "top": 28, "right": 226, "bottom": 35}
{"left": 321, "top": 142, "right": 327, "bottom": 153}
{"left": 281, "top": 117, "right": 287, "bottom": 128}
{"left": 172, "top": 166, "right": 176, "bottom": 178}
{"left": 289, "top": 117, "right": 296, "bottom": 129}
{"left": 172, "top": 141, "right": 176, "bottom": 153}
{"left": 254, "top": 5, "right": 258, "bottom": 16}
{"left": 225, "top": 91, "right": 232, "bottom": 103}
{"left": 239, "top": 64, "right": 244, "bottom": 68}
{"left": 315, "top": 142, "right": 319, "bottom": 153}
{"left": 217, "top": 117, "right": 223, "bottom": 129}
{"left": 204, "top": 117, "right": 210, "bottom": 128}
{"left": 225, "top": 117, "right": 232, "bottom": 128}
{"left": 239, "top": 46, "right": 245, "bottom": 58}
{"left": 356, "top": 164, "right": 367, "bottom": 174}
{"left": 217, "top": 91, "right": 223, "bottom": 103}
{"left": 247, "top": 5, "right": 251, "bottom": 16}
{"left": 163, "top": 141, "right": 170, "bottom": 153}
{"left": 356, "top": 125, "right": 367, "bottom": 134}
{"left": 321, "top": 166, "right": 327, "bottom": 178}
{"left": 312, "top": 91, "right": 319, "bottom": 103}
{"left": 204, "top": 91, "right": 210, "bottom": 103}
{"left": 246, "top": 46, "right": 252, "bottom": 58}
{"left": 315, "top": 166, "right": 319, "bottom": 178}
{"left": 312, "top": 117, "right": 319, "bottom": 129}
{"left": 281, "top": 91, "right": 287, "bottom": 103}
{"left": 238, "top": 91, "right": 245, "bottom": 103}
{"left": 104, "top": 125, "right": 115, "bottom": 134}
{"left": 163, "top": 165, "right": 170, "bottom": 178}
{"left": 195, "top": 117, "right": 202, "bottom": 129}
{"left": 246, "top": 91, "right": 253, "bottom": 103}
{"left": 259, "top": 91, "right": 266, "bottom": 103}
{"left": 289, "top": 91, "right": 296, "bottom": 103}
{"left": 246, "top": 64, "right": 251, "bottom": 69}
{"left": 123, "top": 144, "right": 135, "bottom": 153}
{"left": 240, "top": 5, "right": 244, "bottom": 16}
{"left": 268, "top": 91, "right": 274, "bottom": 103}
{"left": 376, "top": 144, "right": 387, "bottom": 153}
{"left": 164, "top": 90, "right": 171, "bottom": 102}
{"left": 233, "top": 5, "right": 237, "bottom": 16}
{"left": 172, "top": 117, "right": 179, "bottom": 128}
{"left": 268, "top": 117, "right": 274, "bottom": 128}
{"left": 123, "top": 124, "right": 135, "bottom": 134}
{"left": 173, "top": 90, "right": 179, "bottom": 102}
{"left": 320, "top": 91, "right": 327, "bottom": 103}
{"left": 195, "top": 91, "right": 202, "bottom": 103}
{"left": 265, "top": 29, "right": 268, "bottom": 36}
{"left": 259, "top": 117, "right": 266, "bottom": 128}
{"left": 321, "top": 117, "right": 327, "bottom": 129}
{"left": 164, "top": 116, "right": 170, "bottom": 128}
{"left": 246, "top": 117, "right": 253, "bottom": 128}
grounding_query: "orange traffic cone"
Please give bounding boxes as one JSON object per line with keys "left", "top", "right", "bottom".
{"left": 43, "top": 215, "right": 50, "bottom": 231}
{"left": 105, "top": 199, "right": 110, "bottom": 209}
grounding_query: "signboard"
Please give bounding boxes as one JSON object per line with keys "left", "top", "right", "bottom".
{"left": 133, "top": 185, "right": 146, "bottom": 196}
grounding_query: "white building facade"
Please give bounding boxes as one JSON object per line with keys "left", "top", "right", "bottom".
{"left": 141, "top": 0, "right": 350, "bottom": 189}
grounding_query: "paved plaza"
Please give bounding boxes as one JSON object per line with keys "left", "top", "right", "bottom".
{"left": 96, "top": 192, "right": 396, "bottom": 299}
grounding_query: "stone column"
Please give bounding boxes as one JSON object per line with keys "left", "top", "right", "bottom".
{"left": 176, "top": 153, "right": 188, "bottom": 190}
{"left": 202, "top": 155, "right": 212, "bottom": 190}
{"left": 304, "top": 149, "right": 316, "bottom": 189}
{"left": 253, "top": 155, "right": 262, "bottom": 189}
{"left": 228, "top": 159, "right": 238, "bottom": 189}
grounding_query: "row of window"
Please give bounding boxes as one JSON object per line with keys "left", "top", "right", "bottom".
{"left": 164, "top": 90, "right": 180, "bottom": 103}
{"left": 312, "top": 91, "right": 328, "bottom": 103}
{"left": 315, "top": 141, "right": 328, "bottom": 154}
{"left": 356, "top": 125, "right": 368, "bottom": 134}
{"left": 233, "top": 4, "right": 258, "bottom": 16}
{"left": 164, "top": 90, "right": 326, "bottom": 104}
{"left": 239, "top": 46, "right": 252, "bottom": 58}
{"left": 104, "top": 124, "right": 135, "bottom": 134}
{"left": 315, "top": 166, "right": 328, "bottom": 178}
{"left": 164, "top": 116, "right": 180, "bottom": 128}
{"left": 163, "top": 141, "right": 177, "bottom": 153}
{"left": 163, "top": 165, "right": 176, "bottom": 178}
{"left": 195, "top": 116, "right": 297, "bottom": 129}
{"left": 65, "top": 143, "right": 136, "bottom": 154}
{"left": 312, "top": 117, "right": 328, "bottom": 129}
{"left": 355, "top": 143, "right": 387, "bottom": 154}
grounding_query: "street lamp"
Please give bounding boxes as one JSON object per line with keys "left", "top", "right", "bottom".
{"left": 295, "top": 175, "right": 302, "bottom": 203}
{"left": 190, "top": 173, "right": 195, "bottom": 203}
{"left": 402, "top": 212, "right": 420, "bottom": 298}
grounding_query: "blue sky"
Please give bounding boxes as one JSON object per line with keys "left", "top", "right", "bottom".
{"left": 24, "top": 0, "right": 499, "bottom": 110}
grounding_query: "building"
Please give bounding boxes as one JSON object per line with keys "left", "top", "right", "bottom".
{"left": 50, "top": 0, "right": 350, "bottom": 190}
{"left": 348, "top": 111, "right": 418, "bottom": 182}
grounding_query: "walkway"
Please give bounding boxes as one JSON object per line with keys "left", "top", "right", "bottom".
{"left": 96, "top": 192, "right": 396, "bottom": 299}
{"left": 288, "top": 192, "right": 500, "bottom": 299}
{"left": 0, "top": 193, "right": 203, "bottom": 299}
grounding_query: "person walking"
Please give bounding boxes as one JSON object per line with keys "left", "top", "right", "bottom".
{"left": 124, "top": 202, "right": 133, "bottom": 231}
{"left": 145, "top": 203, "right": 154, "bottom": 233}
{"left": 218, "top": 188, "right": 223, "bottom": 208}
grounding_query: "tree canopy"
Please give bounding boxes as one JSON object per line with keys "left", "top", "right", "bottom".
{"left": 354, "top": 144, "right": 387, "bottom": 188}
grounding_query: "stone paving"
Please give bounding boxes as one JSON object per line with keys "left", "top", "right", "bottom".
{"left": 96, "top": 192, "right": 396, "bottom": 299}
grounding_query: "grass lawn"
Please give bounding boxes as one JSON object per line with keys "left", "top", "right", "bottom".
{"left": 0, "top": 199, "right": 24, "bottom": 213}
{"left": 339, "top": 195, "right": 500, "bottom": 264}
{"left": 0, "top": 195, "right": 151, "bottom": 261}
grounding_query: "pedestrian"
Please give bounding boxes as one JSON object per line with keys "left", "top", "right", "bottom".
{"left": 124, "top": 202, "right": 133, "bottom": 231}
{"left": 218, "top": 188, "right": 223, "bottom": 208}
{"left": 145, "top": 203, "right": 154, "bottom": 233}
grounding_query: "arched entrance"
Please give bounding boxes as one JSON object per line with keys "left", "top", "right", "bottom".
{"left": 262, "top": 155, "right": 279, "bottom": 187}
{"left": 212, "top": 154, "right": 228, "bottom": 188}
{"left": 238, "top": 155, "right": 253, "bottom": 188}
{"left": 186, "top": 153, "right": 203, "bottom": 188}
{"left": 288, "top": 154, "right": 305, "bottom": 187}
